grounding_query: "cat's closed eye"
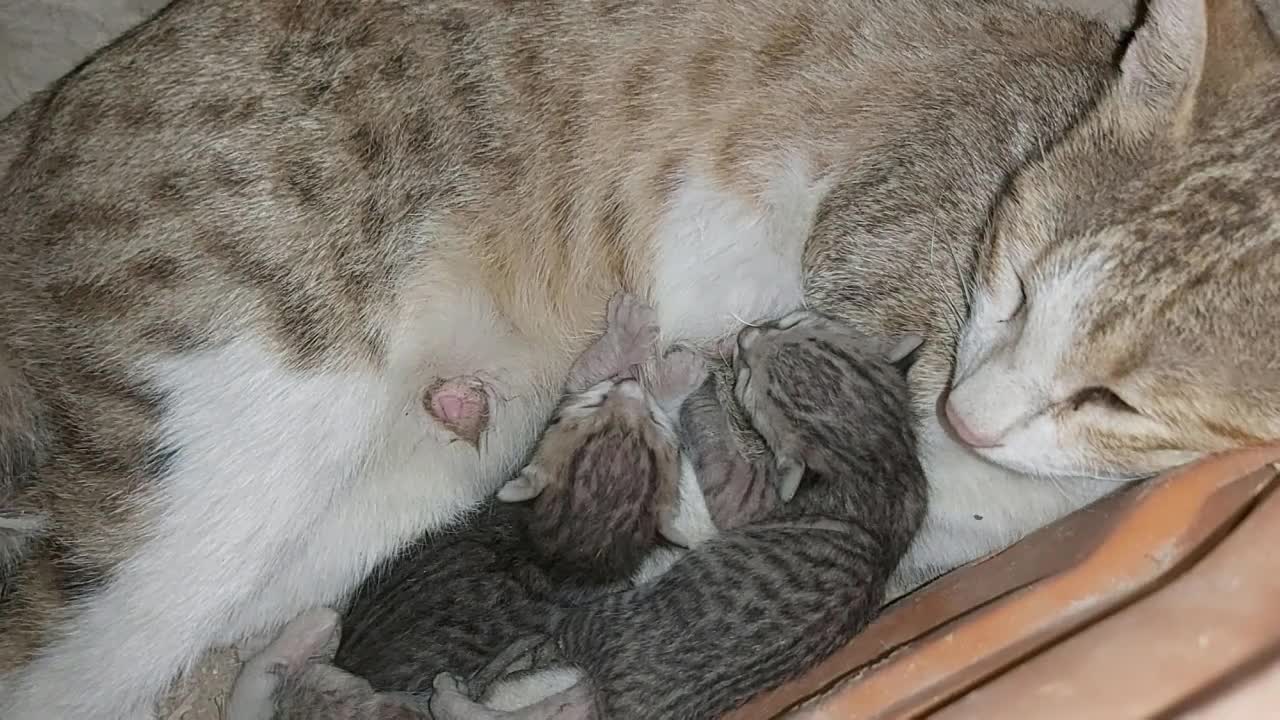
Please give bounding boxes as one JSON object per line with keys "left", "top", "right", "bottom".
{"left": 1067, "top": 386, "right": 1138, "bottom": 414}
{"left": 999, "top": 273, "right": 1027, "bottom": 324}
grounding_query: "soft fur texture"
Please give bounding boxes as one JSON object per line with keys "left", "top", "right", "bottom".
{"left": 1, "top": 1, "right": 1277, "bottom": 718}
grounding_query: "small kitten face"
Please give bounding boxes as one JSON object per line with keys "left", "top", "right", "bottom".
{"left": 732, "top": 310, "right": 915, "bottom": 476}
{"left": 551, "top": 378, "right": 681, "bottom": 450}
{"left": 517, "top": 376, "right": 684, "bottom": 583}
{"left": 947, "top": 0, "right": 1280, "bottom": 481}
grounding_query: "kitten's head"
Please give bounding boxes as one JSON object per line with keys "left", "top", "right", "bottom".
{"left": 946, "top": 0, "right": 1280, "bottom": 481}
{"left": 733, "top": 309, "right": 921, "bottom": 483}
{"left": 500, "top": 377, "right": 682, "bottom": 505}
{"left": 512, "top": 378, "right": 682, "bottom": 583}
{"left": 547, "top": 377, "right": 682, "bottom": 460}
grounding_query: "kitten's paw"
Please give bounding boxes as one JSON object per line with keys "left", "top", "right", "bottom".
{"left": 604, "top": 292, "right": 659, "bottom": 368}
{"left": 650, "top": 347, "right": 709, "bottom": 407}
{"left": 657, "top": 457, "right": 719, "bottom": 549}
{"left": 430, "top": 674, "right": 500, "bottom": 720}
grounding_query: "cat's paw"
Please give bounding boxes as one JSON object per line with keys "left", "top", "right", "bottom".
{"left": 604, "top": 292, "right": 660, "bottom": 369}
{"left": 469, "top": 634, "right": 556, "bottom": 698}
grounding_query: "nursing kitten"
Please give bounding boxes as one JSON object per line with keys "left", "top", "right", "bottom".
{"left": 497, "top": 292, "right": 714, "bottom": 587}
{"left": 2, "top": 0, "right": 1276, "bottom": 717}
{"left": 507, "top": 294, "right": 776, "bottom": 587}
{"left": 678, "top": 374, "right": 785, "bottom": 530}
{"left": 429, "top": 311, "right": 926, "bottom": 720}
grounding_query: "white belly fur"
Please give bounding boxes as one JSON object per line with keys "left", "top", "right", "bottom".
{"left": 0, "top": 271, "right": 563, "bottom": 719}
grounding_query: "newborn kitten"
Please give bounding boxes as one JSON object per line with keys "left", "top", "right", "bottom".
{"left": 498, "top": 293, "right": 714, "bottom": 587}
{"left": 430, "top": 310, "right": 927, "bottom": 720}
{"left": 503, "top": 292, "right": 779, "bottom": 589}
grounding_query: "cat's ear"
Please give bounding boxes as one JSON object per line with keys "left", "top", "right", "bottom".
{"left": 884, "top": 335, "right": 924, "bottom": 375}
{"left": 1116, "top": 0, "right": 1279, "bottom": 127}
{"left": 775, "top": 454, "right": 806, "bottom": 503}
{"left": 497, "top": 467, "right": 544, "bottom": 502}
{"left": 1114, "top": 0, "right": 1208, "bottom": 119}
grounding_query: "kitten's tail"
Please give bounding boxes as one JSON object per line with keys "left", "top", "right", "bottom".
{"left": 0, "top": 350, "right": 46, "bottom": 568}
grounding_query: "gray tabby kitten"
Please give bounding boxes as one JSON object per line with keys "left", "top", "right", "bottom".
{"left": 494, "top": 292, "right": 716, "bottom": 587}
{"left": 245, "top": 311, "right": 924, "bottom": 720}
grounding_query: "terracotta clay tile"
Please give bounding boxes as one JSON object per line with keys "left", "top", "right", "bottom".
{"left": 931, "top": 463, "right": 1280, "bottom": 719}
{"left": 727, "top": 444, "right": 1280, "bottom": 719}
{"left": 726, "top": 481, "right": 1149, "bottom": 720}
{"left": 1176, "top": 645, "right": 1280, "bottom": 719}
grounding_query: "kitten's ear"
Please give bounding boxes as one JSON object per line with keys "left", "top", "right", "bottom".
{"left": 884, "top": 335, "right": 924, "bottom": 375}
{"left": 497, "top": 467, "right": 547, "bottom": 502}
{"left": 1117, "top": 0, "right": 1280, "bottom": 122}
{"left": 775, "top": 455, "right": 806, "bottom": 503}
{"left": 1115, "top": 0, "right": 1207, "bottom": 119}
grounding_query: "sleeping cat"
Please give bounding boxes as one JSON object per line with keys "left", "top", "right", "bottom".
{"left": 233, "top": 310, "right": 926, "bottom": 720}
{"left": 1, "top": 0, "right": 1276, "bottom": 717}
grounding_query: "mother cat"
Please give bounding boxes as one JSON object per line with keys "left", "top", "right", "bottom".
{"left": 0, "top": 0, "right": 1276, "bottom": 718}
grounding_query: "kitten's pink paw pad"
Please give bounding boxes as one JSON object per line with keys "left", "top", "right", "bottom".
{"left": 426, "top": 376, "right": 490, "bottom": 447}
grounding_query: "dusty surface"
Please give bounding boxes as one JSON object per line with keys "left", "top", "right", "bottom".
{"left": 156, "top": 648, "right": 242, "bottom": 720}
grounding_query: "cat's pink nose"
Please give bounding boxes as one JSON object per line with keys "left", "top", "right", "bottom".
{"left": 944, "top": 399, "right": 1002, "bottom": 449}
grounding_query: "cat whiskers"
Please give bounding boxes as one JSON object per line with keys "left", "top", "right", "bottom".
{"left": 926, "top": 213, "right": 968, "bottom": 345}
{"left": 728, "top": 311, "right": 762, "bottom": 329}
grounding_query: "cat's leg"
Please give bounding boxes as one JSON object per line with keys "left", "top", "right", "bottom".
{"left": 630, "top": 546, "right": 688, "bottom": 584}
{"left": 467, "top": 634, "right": 559, "bottom": 698}
{"left": 228, "top": 608, "right": 432, "bottom": 720}
{"left": 226, "top": 608, "right": 346, "bottom": 720}
{"left": 563, "top": 292, "right": 658, "bottom": 394}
